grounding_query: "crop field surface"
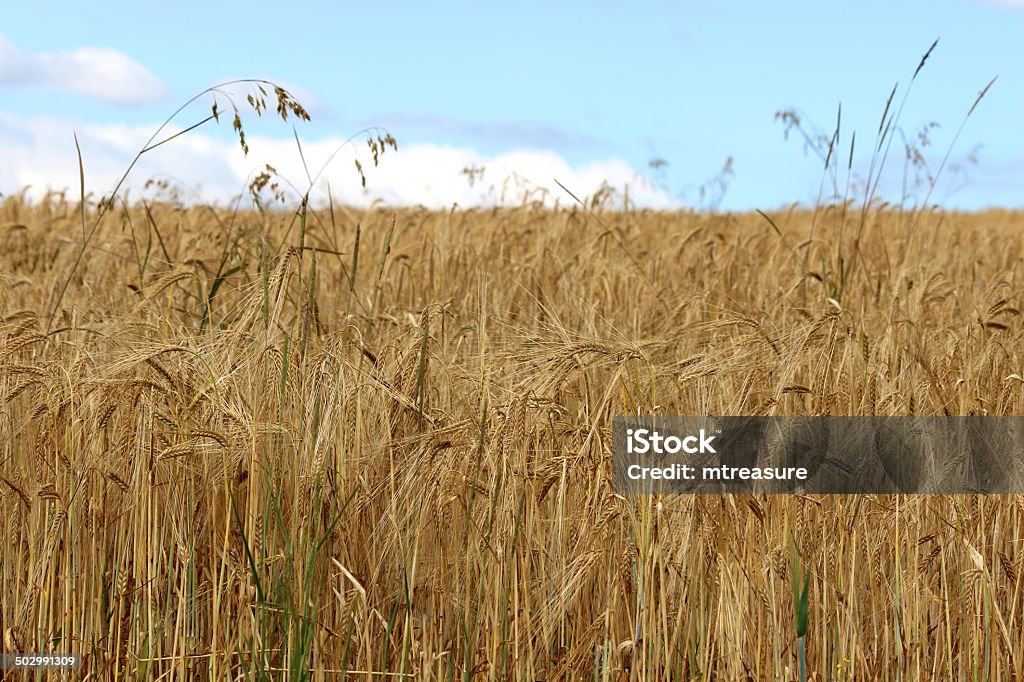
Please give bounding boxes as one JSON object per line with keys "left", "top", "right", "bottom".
{"left": 2, "top": 196, "right": 1024, "bottom": 679}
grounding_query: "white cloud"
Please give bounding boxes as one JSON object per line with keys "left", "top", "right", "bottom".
{"left": 0, "top": 112, "right": 681, "bottom": 210}
{"left": 0, "top": 112, "right": 242, "bottom": 203}
{"left": 0, "top": 33, "right": 168, "bottom": 105}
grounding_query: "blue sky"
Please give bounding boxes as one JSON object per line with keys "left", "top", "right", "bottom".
{"left": 0, "top": 0, "right": 1020, "bottom": 210}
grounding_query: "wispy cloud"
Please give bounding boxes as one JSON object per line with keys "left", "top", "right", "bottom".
{"left": 0, "top": 33, "right": 169, "bottom": 105}
{"left": 210, "top": 77, "right": 331, "bottom": 121}
{"left": 365, "top": 113, "right": 606, "bottom": 153}
{"left": 978, "top": 0, "right": 1024, "bottom": 8}
{"left": 0, "top": 112, "right": 678, "bottom": 210}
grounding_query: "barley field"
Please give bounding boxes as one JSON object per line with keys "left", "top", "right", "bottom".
{"left": 1, "top": 192, "right": 1023, "bottom": 679}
